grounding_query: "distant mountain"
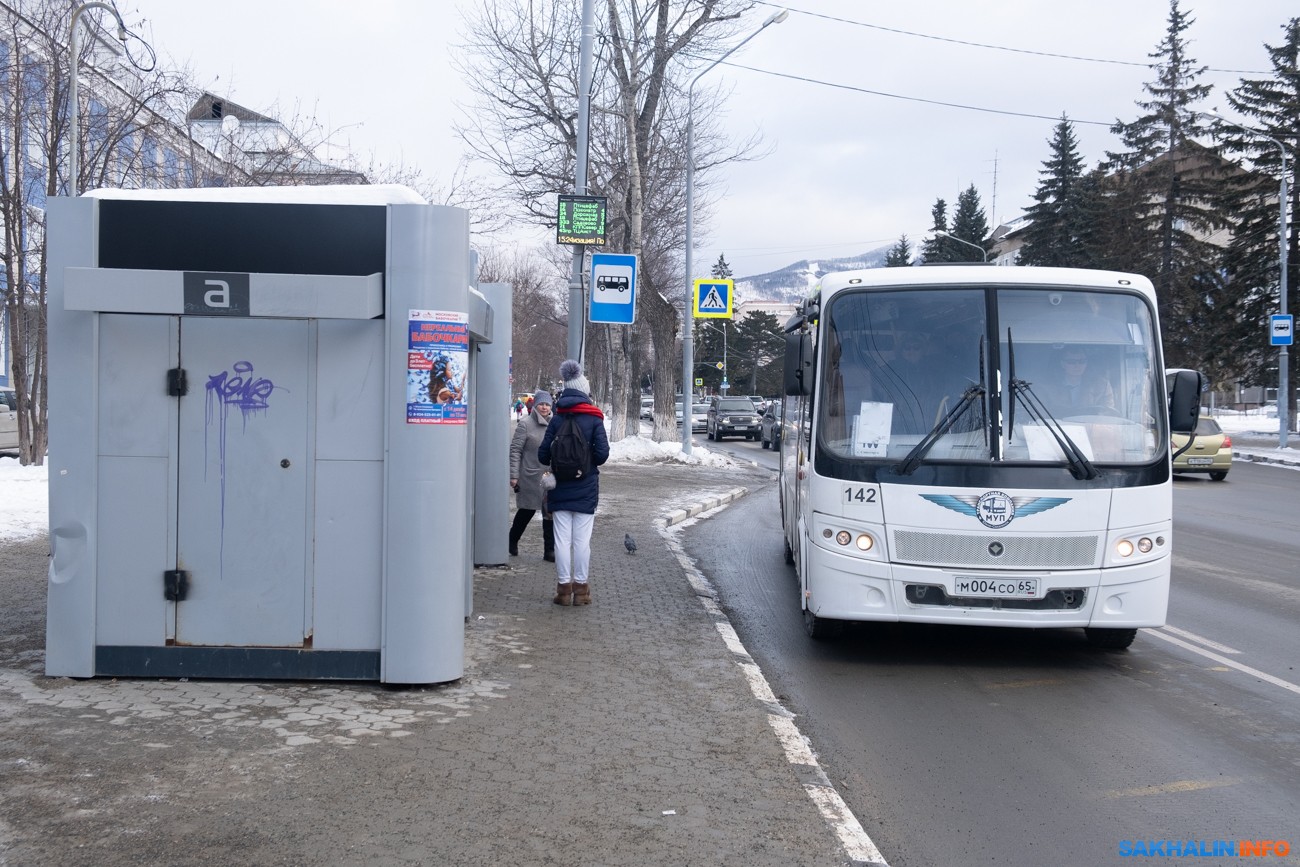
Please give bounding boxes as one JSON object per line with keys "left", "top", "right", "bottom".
{"left": 735, "top": 246, "right": 892, "bottom": 304}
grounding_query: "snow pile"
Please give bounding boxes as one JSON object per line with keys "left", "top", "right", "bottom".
{"left": 0, "top": 456, "right": 48, "bottom": 542}
{"left": 607, "top": 434, "right": 741, "bottom": 468}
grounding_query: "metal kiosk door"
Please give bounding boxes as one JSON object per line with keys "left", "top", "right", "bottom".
{"left": 175, "top": 317, "right": 310, "bottom": 647}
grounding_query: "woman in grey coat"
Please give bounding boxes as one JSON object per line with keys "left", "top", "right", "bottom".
{"left": 509, "top": 389, "right": 555, "bottom": 561}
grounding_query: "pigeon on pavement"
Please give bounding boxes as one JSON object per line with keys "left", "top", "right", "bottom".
{"left": 624, "top": 533, "right": 637, "bottom": 554}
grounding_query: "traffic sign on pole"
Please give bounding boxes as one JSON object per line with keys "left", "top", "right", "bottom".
{"left": 589, "top": 253, "right": 636, "bottom": 324}
{"left": 693, "top": 278, "right": 733, "bottom": 318}
{"left": 1271, "top": 314, "right": 1293, "bottom": 346}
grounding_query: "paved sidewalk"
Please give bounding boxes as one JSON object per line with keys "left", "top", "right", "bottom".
{"left": 0, "top": 460, "right": 864, "bottom": 866}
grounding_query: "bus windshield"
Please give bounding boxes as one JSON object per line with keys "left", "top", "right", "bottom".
{"left": 818, "top": 285, "right": 1161, "bottom": 466}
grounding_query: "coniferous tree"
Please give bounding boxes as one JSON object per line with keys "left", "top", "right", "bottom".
{"left": 1215, "top": 17, "right": 1300, "bottom": 403}
{"left": 1019, "top": 116, "right": 1093, "bottom": 268}
{"left": 949, "top": 184, "right": 991, "bottom": 261}
{"left": 733, "top": 310, "right": 783, "bottom": 394}
{"left": 884, "top": 234, "right": 912, "bottom": 267}
{"left": 920, "top": 198, "right": 951, "bottom": 263}
{"left": 1104, "top": 0, "right": 1226, "bottom": 370}
{"left": 710, "top": 253, "right": 733, "bottom": 279}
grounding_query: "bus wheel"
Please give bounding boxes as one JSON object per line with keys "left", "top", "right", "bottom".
{"left": 1084, "top": 627, "right": 1137, "bottom": 650}
{"left": 804, "top": 608, "right": 843, "bottom": 640}
{"left": 783, "top": 538, "right": 795, "bottom": 565}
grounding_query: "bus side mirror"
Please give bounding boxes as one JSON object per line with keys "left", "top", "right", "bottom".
{"left": 784, "top": 332, "right": 812, "bottom": 396}
{"left": 1168, "top": 369, "right": 1202, "bottom": 435}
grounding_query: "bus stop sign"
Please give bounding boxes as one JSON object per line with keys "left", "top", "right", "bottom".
{"left": 1271, "top": 314, "right": 1293, "bottom": 345}
{"left": 590, "top": 253, "right": 636, "bottom": 324}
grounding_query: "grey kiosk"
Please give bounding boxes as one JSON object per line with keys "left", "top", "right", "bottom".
{"left": 45, "top": 186, "right": 501, "bottom": 684}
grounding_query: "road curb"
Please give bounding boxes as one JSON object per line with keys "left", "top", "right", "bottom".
{"left": 662, "top": 486, "right": 749, "bottom": 526}
{"left": 1236, "top": 452, "right": 1300, "bottom": 468}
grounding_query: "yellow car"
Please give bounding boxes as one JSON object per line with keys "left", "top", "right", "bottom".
{"left": 1171, "top": 416, "right": 1232, "bottom": 481}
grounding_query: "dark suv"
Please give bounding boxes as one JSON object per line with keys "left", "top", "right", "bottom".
{"left": 706, "top": 396, "right": 761, "bottom": 441}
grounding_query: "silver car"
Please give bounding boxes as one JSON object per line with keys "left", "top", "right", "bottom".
{"left": 0, "top": 386, "right": 18, "bottom": 452}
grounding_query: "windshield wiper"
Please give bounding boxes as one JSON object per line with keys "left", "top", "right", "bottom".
{"left": 894, "top": 385, "right": 986, "bottom": 476}
{"left": 1007, "top": 330, "right": 1099, "bottom": 480}
{"left": 895, "top": 337, "right": 987, "bottom": 476}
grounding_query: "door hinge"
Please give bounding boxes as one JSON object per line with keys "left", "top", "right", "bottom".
{"left": 167, "top": 368, "right": 188, "bottom": 397}
{"left": 164, "top": 570, "right": 189, "bottom": 601}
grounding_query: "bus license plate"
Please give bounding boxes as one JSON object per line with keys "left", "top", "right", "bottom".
{"left": 952, "top": 577, "right": 1040, "bottom": 599}
{"left": 1186, "top": 457, "right": 1213, "bottom": 465}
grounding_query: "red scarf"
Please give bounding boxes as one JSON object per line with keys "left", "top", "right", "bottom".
{"left": 558, "top": 403, "right": 605, "bottom": 420}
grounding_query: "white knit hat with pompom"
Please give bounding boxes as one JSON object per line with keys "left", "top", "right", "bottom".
{"left": 559, "top": 359, "right": 590, "bottom": 394}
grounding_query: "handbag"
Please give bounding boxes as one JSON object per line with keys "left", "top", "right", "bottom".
{"left": 540, "top": 471, "right": 556, "bottom": 491}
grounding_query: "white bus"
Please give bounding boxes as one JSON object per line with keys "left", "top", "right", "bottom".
{"left": 777, "top": 266, "right": 1202, "bottom": 648}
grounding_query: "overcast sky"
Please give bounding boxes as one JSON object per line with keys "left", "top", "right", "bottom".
{"left": 128, "top": 0, "right": 1293, "bottom": 281}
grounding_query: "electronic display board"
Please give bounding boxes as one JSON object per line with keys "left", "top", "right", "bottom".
{"left": 557, "top": 195, "right": 608, "bottom": 246}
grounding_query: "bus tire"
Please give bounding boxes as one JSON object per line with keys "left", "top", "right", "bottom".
{"left": 804, "top": 608, "right": 843, "bottom": 640}
{"left": 783, "top": 538, "right": 795, "bottom": 565}
{"left": 1084, "top": 627, "right": 1137, "bottom": 650}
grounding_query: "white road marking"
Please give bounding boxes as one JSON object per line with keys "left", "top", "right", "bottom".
{"left": 1157, "top": 624, "right": 1241, "bottom": 655}
{"left": 1145, "top": 629, "right": 1300, "bottom": 696}
{"left": 661, "top": 505, "right": 889, "bottom": 866}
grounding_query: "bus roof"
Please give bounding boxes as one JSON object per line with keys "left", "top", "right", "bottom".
{"left": 811, "top": 266, "right": 1155, "bottom": 301}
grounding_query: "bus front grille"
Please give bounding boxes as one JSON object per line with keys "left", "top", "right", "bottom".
{"left": 893, "top": 530, "right": 1098, "bottom": 568}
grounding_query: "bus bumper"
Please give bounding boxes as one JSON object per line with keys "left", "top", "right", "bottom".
{"left": 805, "top": 544, "right": 1169, "bottom": 629}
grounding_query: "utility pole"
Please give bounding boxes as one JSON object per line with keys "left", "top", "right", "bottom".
{"left": 566, "top": 0, "right": 596, "bottom": 363}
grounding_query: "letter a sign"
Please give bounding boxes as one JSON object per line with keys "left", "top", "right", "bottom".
{"left": 693, "top": 278, "right": 733, "bottom": 319}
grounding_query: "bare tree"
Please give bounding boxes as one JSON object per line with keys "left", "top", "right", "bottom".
{"left": 456, "top": 0, "right": 765, "bottom": 441}
{"left": 1, "top": 0, "right": 201, "bottom": 465}
{"left": 476, "top": 245, "right": 570, "bottom": 394}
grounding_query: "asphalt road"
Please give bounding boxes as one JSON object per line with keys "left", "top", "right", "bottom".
{"left": 683, "top": 459, "right": 1300, "bottom": 867}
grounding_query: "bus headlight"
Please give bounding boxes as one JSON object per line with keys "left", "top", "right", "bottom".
{"left": 836, "top": 530, "right": 852, "bottom": 546}
{"left": 855, "top": 534, "right": 874, "bottom": 551}
{"left": 1114, "top": 535, "right": 1161, "bottom": 559}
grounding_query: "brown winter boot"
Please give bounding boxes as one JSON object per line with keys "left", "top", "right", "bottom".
{"left": 553, "top": 582, "right": 574, "bottom": 606}
{"left": 572, "top": 582, "right": 591, "bottom": 605}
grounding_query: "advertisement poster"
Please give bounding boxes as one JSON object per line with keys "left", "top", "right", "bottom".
{"left": 407, "top": 309, "right": 469, "bottom": 425}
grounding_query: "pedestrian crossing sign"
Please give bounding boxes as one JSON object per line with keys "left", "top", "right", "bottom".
{"left": 693, "top": 278, "right": 733, "bottom": 318}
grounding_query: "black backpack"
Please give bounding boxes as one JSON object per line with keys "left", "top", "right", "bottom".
{"left": 550, "top": 413, "right": 592, "bottom": 481}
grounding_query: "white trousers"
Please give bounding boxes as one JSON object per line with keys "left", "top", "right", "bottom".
{"left": 552, "top": 511, "right": 595, "bottom": 585}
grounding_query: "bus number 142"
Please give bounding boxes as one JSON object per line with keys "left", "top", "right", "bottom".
{"left": 843, "top": 486, "right": 877, "bottom": 505}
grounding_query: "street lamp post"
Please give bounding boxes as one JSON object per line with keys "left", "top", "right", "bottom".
{"left": 1210, "top": 110, "right": 1290, "bottom": 449}
{"left": 934, "top": 229, "right": 989, "bottom": 263}
{"left": 682, "top": 8, "right": 787, "bottom": 455}
{"left": 69, "top": 2, "right": 128, "bottom": 196}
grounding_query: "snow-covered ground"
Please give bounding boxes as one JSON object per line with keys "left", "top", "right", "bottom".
{"left": 0, "top": 433, "right": 744, "bottom": 543}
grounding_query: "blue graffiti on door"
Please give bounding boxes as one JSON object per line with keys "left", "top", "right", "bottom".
{"left": 205, "top": 360, "right": 281, "bottom": 576}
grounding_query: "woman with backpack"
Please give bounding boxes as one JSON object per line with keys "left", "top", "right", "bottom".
{"left": 508, "top": 389, "right": 555, "bottom": 561}
{"left": 538, "top": 359, "right": 610, "bottom": 606}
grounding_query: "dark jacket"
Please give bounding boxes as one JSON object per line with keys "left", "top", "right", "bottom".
{"left": 537, "top": 389, "right": 610, "bottom": 515}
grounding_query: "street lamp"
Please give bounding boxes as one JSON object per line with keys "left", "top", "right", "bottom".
{"left": 1209, "top": 109, "right": 1291, "bottom": 449}
{"left": 69, "top": 2, "right": 128, "bottom": 196}
{"left": 934, "top": 229, "right": 989, "bottom": 263}
{"left": 682, "top": 8, "right": 787, "bottom": 455}
{"left": 698, "top": 321, "right": 728, "bottom": 394}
